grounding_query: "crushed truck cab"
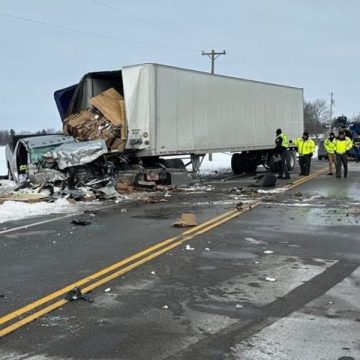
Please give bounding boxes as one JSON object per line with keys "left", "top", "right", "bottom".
{"left": 5, "top": 135, "right": 109, "bottom": 186}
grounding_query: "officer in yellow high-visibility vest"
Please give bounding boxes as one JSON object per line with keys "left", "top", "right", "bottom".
{"left": 293, "top": 131, "right": 316, "bottom": 176}
{"left": 324, "top": 132, "right": 336, "bottom": 175}
{"left": 335, "top": 130, "right": 353, "bottom": 178}
{"left": 275, "top": 128, "right": 290, "bottom": 179}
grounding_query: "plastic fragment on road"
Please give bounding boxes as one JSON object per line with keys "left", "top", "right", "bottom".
{"left": 205, "top": 247, "right": 210, "bottom": 251}
{"left": 150, "top": 271, "right": 156, "bottom": 275}
{"left": 65, "top": 287, "right": 93, "bottom": 303}
{"left": 263, "top": 250, "right": 274, "bottom": 254}
{"left": 162, "top": 305, "right": 168, "bottom": 309}
{"left": 185, "top": 244, "right": 195, "bottom": 251}
{"left": 173, "top": 213, "right": 197, "bottom": 227}
{"left": 71, "top": 219, "right": 91, "bottom": 226}
{"left": 265, "top": 276, "right": 276, "bottom": 282}
{"left": 245, "top": 237, "right": 266, "bottom": 245}
{"left": 235, "top": 304, "right": 243, "bottom": 309}
{"left": 104, "top": 288, "right": 111, "bottom": 293}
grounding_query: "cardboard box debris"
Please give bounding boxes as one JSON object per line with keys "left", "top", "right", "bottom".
{"left": 64, "top": 109, "right": 122, "bottom": 150}
{"left": 116, "top": 180, "right": 135, "bottom": 194}
{"left": 0, "top": 192, "right": 49, "bottom": 204}
{"left": 173, "top": 213, "right": 197, "bottom": 227}
{"left": 64, "top": 88, "right": 126, "bottom": 151}
{"left": 90, "top": 88, "right": 126, "bottom": 128}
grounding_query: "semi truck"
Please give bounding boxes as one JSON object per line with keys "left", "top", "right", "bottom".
{"left": 55, "top": 64, "right": 304, "bottom": 179}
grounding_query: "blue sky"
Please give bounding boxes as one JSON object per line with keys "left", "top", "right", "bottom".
{"left": 0, "top": 0, "right": 359, "bottom": 131}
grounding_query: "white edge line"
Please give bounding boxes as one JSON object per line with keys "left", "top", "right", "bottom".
{"left": 0, "top": 214, "right": 78, "bottom": 235}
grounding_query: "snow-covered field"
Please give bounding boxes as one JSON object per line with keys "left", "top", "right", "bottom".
{"left": 0, "top": 145, "right": 6, "bottom": 176}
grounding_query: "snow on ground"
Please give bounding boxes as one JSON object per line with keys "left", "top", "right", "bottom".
{"left": 0, "top": 198, "right": 99, "bottom": 224}
{"left": 199, "top": 153, "right": 232, "bottom": 176}
{"left": 0, "top": 145, "right": 6, "bottom": 176}
{"left": 0, "top": 179, "right": 17, "bottom": 196}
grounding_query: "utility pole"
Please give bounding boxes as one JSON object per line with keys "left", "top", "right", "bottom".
{"left": 329, "top": 92, "right": 334, "bottom": 130}
{"left": 202, "top": 50, "right": 226, "bottom": 161}
{"left": 202, "top": 49, "right": 226, "bottom": 74}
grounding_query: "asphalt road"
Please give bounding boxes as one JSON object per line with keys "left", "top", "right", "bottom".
{"left": 0, "top": 160, "right": 359, "bottom": 360}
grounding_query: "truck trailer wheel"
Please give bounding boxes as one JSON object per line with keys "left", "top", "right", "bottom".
{"left": 287, "top": 150, "right": 296, "bottom": 171}
{"left": 172, "top": 158, "right": 186, "bottom": 169}
{"left": 244, "top": 161, "right": 257, "bottom": 174}
{"left": 231, "top": 153, "right": 245, "bottom": 174}
{"left": 268, "top": 156, "right": 279, "bottom": 173}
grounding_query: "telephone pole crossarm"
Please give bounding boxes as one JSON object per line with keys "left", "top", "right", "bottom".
{"left": 201, "top": 49, "right": 226, "bottom": 74}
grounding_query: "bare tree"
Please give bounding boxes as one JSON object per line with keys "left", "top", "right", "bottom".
{"left": 304, "top": 99, "right": 329, "bottom": 135}
{"left": 351, "top": 113, "right": 360, "bottom": 123}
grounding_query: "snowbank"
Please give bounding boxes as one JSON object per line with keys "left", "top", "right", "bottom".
{"left": 0, "top": 146, "right": 6, "bottom": 176}
{"left": 0, "top": 180, "right": 17, "bottom": 196}
{"left": 0, "top": 198, "right": 90, "bottom": 224}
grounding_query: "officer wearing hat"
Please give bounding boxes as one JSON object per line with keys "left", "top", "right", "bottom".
{"left": 274, "top": 128, "right": 290, "bottom": 179}
{"left": 293, "top": 131, "right": 316, "bottom": 176}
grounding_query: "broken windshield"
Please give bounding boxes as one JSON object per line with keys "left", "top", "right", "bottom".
{"left": 30, "top": 145, "right": 61, "bottom": 164}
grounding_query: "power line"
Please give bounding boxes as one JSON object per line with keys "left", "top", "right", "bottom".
{"left": 0, "top": 12, "right": 199, "bottom": 52}
{"left": 91, "top": 0, "right": 212, "bottom": 48}
{"left": 91, "top": 0, "right": 279, "bottom": 81}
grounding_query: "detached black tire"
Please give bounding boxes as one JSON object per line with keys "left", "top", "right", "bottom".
{"left": 231, "top": 153, "right": 245, "bottom": 174}
{"left": 287, "top": 150, "right": 296, "bottom": 171}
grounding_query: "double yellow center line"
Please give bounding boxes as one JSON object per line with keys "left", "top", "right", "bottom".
{"left": 0, "top": 208, "right": 246, "bottom": 337}
{"left": 0, "top": 167, "right": 327, "bottom": 338}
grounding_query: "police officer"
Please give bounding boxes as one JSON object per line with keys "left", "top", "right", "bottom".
{"left": 324, "top": 132, "right": 336, "bottom": 175}
{"left": 275, "top": 128, "right": 290, "bottom": 179}
{"left": 294, "top": 131, "right": 316, "bottom": 176}
{"left": 335, "top": 130, "right": 353, "bottom": 178}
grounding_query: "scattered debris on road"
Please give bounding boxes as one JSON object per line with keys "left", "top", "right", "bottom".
{"left": 263, "top": 250, "right": 274, "bottom": 254}
{"left": 185, "top": 244, "right": 195, "bottom": 251}
{"left": 71, "top": 219, "right": 91, "bottom": 226}
{"left": 265, "top": 276, "right": 276, "bottom": 282}
{"left": 173, "top": 213, "right": 197, "bottom": 227}
{"left": 65, "top": 287, "right": 93, "bottom": 303}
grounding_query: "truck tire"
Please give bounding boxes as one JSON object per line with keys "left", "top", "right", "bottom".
{"left": 268, "top": 156, "right": 279, "bottom": 173}
{"left": 287, "top": 150, "right": 296, "bottom": 171}
{"left": 160, "top": 159, "right": 176, "bottom": 168}
{"left": 244, "top": 161, "right": 257, "bottom": 174}
{"left": 172, "top": 158, "right": 186, "bottom": 169}
{"left": 231, "top": 153, "right": 245, "bottom": 174}
{"left": 118, "top": 162, "right": 132, "bottom": 171}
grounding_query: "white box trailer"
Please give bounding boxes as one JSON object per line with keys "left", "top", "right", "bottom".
{"left": 123, "top": 64, "right": 303, "bottom": 155}
{"left": 122, "top": 64, "right": 303, "bottom": 173}
{"left": 55, "top": 63, "right": 303, "bottom": 176}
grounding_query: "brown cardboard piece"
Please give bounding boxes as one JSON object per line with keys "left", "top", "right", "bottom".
{"left": 64, "top": 110, "right": 121, "bottom": 149}
{"left": 90, "top": 88, "right": 127, "bottom": 140}
{"left": 172, "top": 213, "right": 197, "bottom": 227}
{"left": 64, "top": 88, "right": 127, "bottom": 151}
{"left": 0, "top": 193, "right": 49, "bottom": 204}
